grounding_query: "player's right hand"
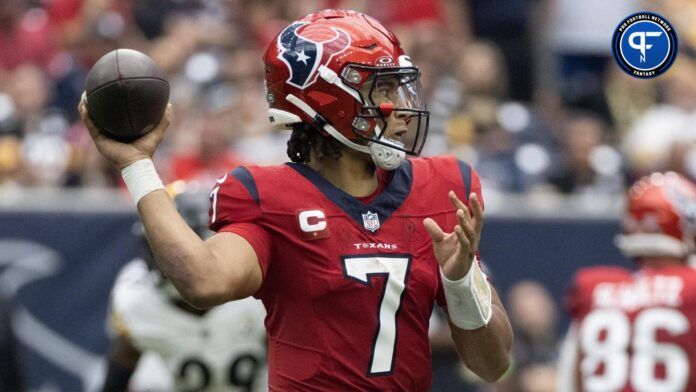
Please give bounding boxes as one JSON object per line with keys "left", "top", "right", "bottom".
{"left": 78, "top": 94, "right": 172, "bottom": 170}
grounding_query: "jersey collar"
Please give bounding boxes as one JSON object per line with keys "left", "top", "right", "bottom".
{"left": 286, "top": 160, "right": 413, "bottom": 233}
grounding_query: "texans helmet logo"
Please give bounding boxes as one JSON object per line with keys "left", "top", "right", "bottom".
{"left": 277, "top": 22, "right": 351, "bottom": 89}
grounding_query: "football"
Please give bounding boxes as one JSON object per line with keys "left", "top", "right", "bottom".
{"left": 84, "top": 49, "right": 169, "bottom": 143}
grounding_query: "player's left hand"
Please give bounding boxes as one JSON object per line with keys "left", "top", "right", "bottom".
{"left": 423, "top": 191, "right": 483, "bottom": 280}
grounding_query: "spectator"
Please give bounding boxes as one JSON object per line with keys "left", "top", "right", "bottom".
{"left": 0, "top": 0, "right": 58, "bottom": 72}
{"left": 497, "top": 280, "right": 558, "bottom": 392}
{"left": 458, "top": 0, "right": 539, "bottom": 101}
{"left": 0, "top": 0, "right": 683, "bottom": 197}
{"left": 622, "top": 58, "right": 696, "bottom": 178}
{"left": 166, "top": 107, "right": 246, "bottom": 185}
{"left": 546, "top": 0, "right": 640, "bottom": 119}
{"left": 548, "top": 111, "right": 623, "bottom": 194}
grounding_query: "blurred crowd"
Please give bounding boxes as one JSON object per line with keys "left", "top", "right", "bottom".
{"left": 1, "top": 0, "right": 696, "bottom": 195}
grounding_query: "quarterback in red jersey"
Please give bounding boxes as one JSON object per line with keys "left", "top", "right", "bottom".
{"left": 559, "top": 172, "right": 696, "bottom": 392}
{"left": 79, "top": 9, "right": 512, "bottom": 390}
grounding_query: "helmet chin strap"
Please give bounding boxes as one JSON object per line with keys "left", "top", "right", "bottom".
{"left": 286, "top": 94, "right": 405, "bottom": 170}
{"left": 368, "top": 131, "right": 405, "bottom": 170}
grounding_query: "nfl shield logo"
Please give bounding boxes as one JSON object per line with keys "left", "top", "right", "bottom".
{"left": 362, "top": 211, "right": 380, "bottom": 232}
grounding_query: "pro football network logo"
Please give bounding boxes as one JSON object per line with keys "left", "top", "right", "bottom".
{"left": 277, "top": 22, "right": 351, "bottom": 89}
{"left": 362, "top": 211, "right": 380, "bottom": 232}
{"left": 612, "top": 12, "right": 678, "bottom": 78}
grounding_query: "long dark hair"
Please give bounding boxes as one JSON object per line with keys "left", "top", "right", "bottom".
{"left": 286, "top": 122, "right": 343, "bottom": 163}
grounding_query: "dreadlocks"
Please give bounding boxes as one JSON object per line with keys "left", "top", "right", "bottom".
{"left": 286, "top": 122, "right": 344, "bottom": 163}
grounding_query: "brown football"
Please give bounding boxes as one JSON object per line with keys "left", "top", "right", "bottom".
{"left": 84, "top": 49, "right": 169, "bottom": 143}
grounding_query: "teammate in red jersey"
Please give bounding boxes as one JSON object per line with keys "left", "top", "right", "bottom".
{"left": 558, "top": 172, "right": 696, "bottom": 392}
{"left": 79, "top": 9, "right": 512, "bottom": 390}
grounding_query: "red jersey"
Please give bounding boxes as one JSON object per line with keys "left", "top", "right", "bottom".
{"left": 209, "top": 156, "right": 481, "bottom": 391}
{"left": 567, "top": 265, "right": 696, "bottom": 392}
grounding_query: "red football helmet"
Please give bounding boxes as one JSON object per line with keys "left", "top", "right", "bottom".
{"left": 615, "top": 172, "right": 696, "bottom": 259}
{"left": 263, "top": 9, "right": 429, "bottom": 170}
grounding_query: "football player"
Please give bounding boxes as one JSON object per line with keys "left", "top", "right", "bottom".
{"left": 102, "top": 184, "right": 266, "bottom": 392}
{"left": 81, "top": 9, "right": 513, "bottom": 390}
{"left": 558, "top": 172, "right": 696, "bottom": 392}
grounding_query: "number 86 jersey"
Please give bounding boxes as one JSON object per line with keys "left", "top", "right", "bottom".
{"left": 209, "top": 156, "right": 482, "bottom": 391}
{"left": 561, "top": 265, "right": 696, "bottom": 392}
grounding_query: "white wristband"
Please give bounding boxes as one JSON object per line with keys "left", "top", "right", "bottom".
{"left": 441, "top": 260, "right": 493, "bottom": 330}
{"left": 121, "top": 159, "right": 165, "bottom": 205}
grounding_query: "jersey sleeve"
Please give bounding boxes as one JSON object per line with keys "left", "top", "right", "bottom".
{"left": 108, "top": 259, "right": 152, "bottom": 340}
{"left": 416, "top": 156, "right": 484, "bottom": 210}
{"left": 109, "top": 260, "right": 187, "bottom": 354}
{"left": 459, "top": 159, "right": 484, "bottom": 210}
{"left": 209, "top": 167, "right": 272, "bottom": 279}
{"left": 565, "top": 266, "right": 631, "bottom": 319}
{"left": 566, "top": 268, "right": 600, "bottom": 320}
{"left": 432, "top": 158, "right": 487, "bottom": 309}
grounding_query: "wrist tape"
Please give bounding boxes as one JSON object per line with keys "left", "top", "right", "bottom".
{"left": 441, "top": 260, "right": 493, "bottom": 330}
{"left": 121, "top": 159, "right": 164, "bottom": 205}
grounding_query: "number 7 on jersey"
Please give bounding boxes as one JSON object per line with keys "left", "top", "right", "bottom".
{"left": 342, "top": 255, "right": 412, "bottom": 375}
